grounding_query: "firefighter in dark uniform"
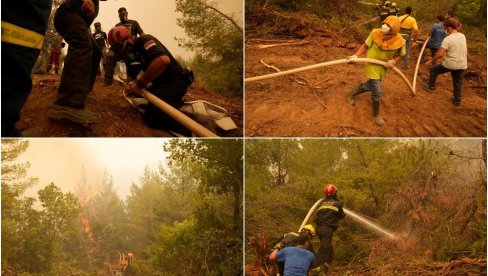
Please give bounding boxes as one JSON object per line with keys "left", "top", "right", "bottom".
{"left": 47, "top": 0, "right": 102, "bottom": 123}
{"left": 104, "top": 7, "right": 144, "bottom": 85}
{"left": 272, "top": 225, "right": 316, "bottom": 276}
{"left": 108, "top": 26, "right": 192, "bottom": 133}
{"left": 314, "top": 184, "right": 345, "bottom": 274}
{"left": 93, "top": 22, "right": 108, "bottom": 75}
{"left": 2, "top": 0, "right": 52, "bottom": 136}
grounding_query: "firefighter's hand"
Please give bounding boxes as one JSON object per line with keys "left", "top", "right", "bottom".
{"left": 273, "top": 242, "right": 283, "bottom": 250}
{"left": 81, "top": 0, "right": 95, "bottom": 17}
{"left": 128, "top": 81, "right": 144, "bottom": 95}
{"left": 424, "top": 59, "right": 433, "bottom": 66}
{"left": 385, "top": 59, "right": 396, "bottom": 68}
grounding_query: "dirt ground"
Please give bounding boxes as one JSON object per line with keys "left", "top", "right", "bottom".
{"left": 245, "top": 37, "right": 486, "bottom": 137}
{"left": 17, "top": 74, "right": 243, "bottom": 137}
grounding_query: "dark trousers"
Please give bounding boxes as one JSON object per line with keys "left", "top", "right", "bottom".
{"left": 1, "top": 0, "right": 52, "bottom": 136}
{"left": 428, "top": 64, "right": 465, "bottom": 104}
{"left": 98, "top": 46, "right": 107, "bottom": 74}
{"left": 429, "top": 47, "right": 439, "bottom": 57}
{"left": 1, "top": 44, "right": 41, "bottom": 136}
{"left": 104, "top": 49, "right": 122, "bottom": 80}
{"left": 315, "top": 225, "right": 335, "bottom": 266}
{"left": 143, "top": 84, "right": 188, "bottom": 131}
{"left": 54, "top": 11, "right": 101, "bottom": 108}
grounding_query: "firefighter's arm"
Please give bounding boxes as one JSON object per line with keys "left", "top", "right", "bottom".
{"left": 425, "top": 48, "right": 446, "bottom": 65}
{"left": 351, "top": 43, "right": 368, "bottom": 59}
{"left": 139, "top": 55, "right": 169, "bottom": 87}
{"left": 269, "top": 249, "right": 278, "bottom": 262}
{"left": 413, "top": 29, "right": 419, "bottom": 42}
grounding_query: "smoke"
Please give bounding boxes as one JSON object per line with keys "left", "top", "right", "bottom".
{"left": 19, "top": 139, "right": 106, "bottom": 201}
{"left": 17, "top": 139, "right": 168, "bottom": 204}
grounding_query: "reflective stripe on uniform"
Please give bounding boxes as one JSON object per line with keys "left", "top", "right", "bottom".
{"left": 317, "top": 205, "right": 339, "bottom": 212}
{"left": 1, "top": 21, "right": 44, "bottom": 49}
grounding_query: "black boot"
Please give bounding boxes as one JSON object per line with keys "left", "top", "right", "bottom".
{"left": 348, "top": 85, "right": 368, "bottom": 106}
{"left": 372, "top": 100, "right": 385, "bottom": 126}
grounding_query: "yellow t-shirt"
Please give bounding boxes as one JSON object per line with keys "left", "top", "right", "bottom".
{"left": 398, "top": 15, "right": 418, "bottom": 31}
{"left": 365, "top": 32, "right": 406, "bottom": 80}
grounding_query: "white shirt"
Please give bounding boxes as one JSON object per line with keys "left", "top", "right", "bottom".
{"left": 441, "top": 32, "right": 467, "bottom": 70}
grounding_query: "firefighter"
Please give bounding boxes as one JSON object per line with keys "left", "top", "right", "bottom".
{"left": 270, "top": 233, "right": 315, "bottom": 276}
{"left": 398, "top": 7, "right": 419, "bottom": 69}
{"left": 92, "top": 22, "right": 108, "bottom": 75}
{"left": 388, "top": 3, "right": 400, "bottom": 16}
{"left": 347, "top": 15, "right": 406, "bottom": 126}
{"left": 104, "top": 7, "right": 144, "bottom": 86}
{"left": 272, "top": 225, "right": 316, "bottom": 276}
{"left": 2, "top": 0, "right": 52, "bottom": 136}
{"left": 313, "top": 184, "right": 345, "bottom": 274}
{"left": 107, "top": 26, "right": 193, "bottom": 134}
{"left": 47, "top": 0, "right": 102, "bottom": 124}
{"left": 379, "top": 1, "right": 391, "bottom": 21}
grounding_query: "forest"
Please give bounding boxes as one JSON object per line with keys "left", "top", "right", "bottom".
{"left": 246, "top": 139, "right": 487, "bottom": 275}
{"left": 1, "top": 139, "right": 243, "bottom": 275}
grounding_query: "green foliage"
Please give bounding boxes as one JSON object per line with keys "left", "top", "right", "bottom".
{"left": 164, "top": 139, "right": 243, "bottom": 230}
{"left": 246, "top": 139, "right": 487, "bottom": 266}
{"left": 175, "top": 0, "right": 243, "bottom": 95}
{"left": 1, "top": 139, "right": 38, "bottom": 194}
{"left": 455, "top": 0, "right": 487, "bottom": 24}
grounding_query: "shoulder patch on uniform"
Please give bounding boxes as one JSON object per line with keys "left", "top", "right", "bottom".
{"left": 144, "top": 40, "right": 156, "bottom": 50}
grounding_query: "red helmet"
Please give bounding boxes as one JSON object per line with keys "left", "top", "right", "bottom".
{"left": 108, "top": 26, "right": 131, "bottom": 50}
{"left": 324, "top": 184, "right": 337, "bottom": 196}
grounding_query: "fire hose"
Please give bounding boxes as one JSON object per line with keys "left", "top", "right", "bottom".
{"left": 115, "top": 76, "right": 218, "bottom": 137}
{"left": 413, "top": 37, "right": 430, "bottom": 94}
{"left": 245, "top": 58, "right": 415, "bottom": 96}
{"left": 299, "top": 198, "right": 396, "bottom": 239}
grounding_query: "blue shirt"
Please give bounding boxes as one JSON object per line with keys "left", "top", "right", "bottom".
{"left": 276, "top": 247, "right": 315, "bottom": 276}
{"left": 427, "top": 23, "right": 446, "bottom": 50}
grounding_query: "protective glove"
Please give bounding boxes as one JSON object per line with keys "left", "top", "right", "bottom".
{"left": 385, "top": 59, "right": 396, "bottom": 68}
{"left": 347, "top": 54, "right": 358, "bottom": 60}
{"left": 273, "top": 242, "right": 283, "bottom": 250}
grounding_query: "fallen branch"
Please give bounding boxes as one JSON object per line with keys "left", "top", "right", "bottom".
{"left": 246, "top": 58, "right": 416, "bottom": 96}
{"left": 256, "top": 40, "right": 310, "bottom": 49}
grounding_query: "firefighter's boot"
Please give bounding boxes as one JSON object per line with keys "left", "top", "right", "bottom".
{"left": 348, "top": 85, "right": 367, "bottom": 106}
{"left": 372, "top": 100, "right": 385, "bottom": 126}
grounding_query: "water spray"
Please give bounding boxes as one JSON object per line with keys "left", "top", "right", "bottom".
{"left": 343, "top": 208, "right": 396, "bottom": 239}
{"left": 299, "top": 198, "right": 397, "bottom": 239}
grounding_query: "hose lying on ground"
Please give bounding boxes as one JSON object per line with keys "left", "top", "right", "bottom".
{"left": 246, "top": 58, "right": 415, "bottom": 96}
{"left": 115, "top": 76, "right": 219, "bottom": 137}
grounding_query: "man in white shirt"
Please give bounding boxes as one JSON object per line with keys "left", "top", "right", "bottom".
{"left": 424, "top": 18, "right": 467, "bottom": 106}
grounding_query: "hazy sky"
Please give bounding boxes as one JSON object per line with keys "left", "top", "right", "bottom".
{"left": 19, "top": 139, "right": 171, "bottom": 201}
{"left": 95, "top": 0, "right": 243, "bottom": 59}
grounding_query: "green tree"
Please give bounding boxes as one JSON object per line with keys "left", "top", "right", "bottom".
{"left": 37, "top": 183, "right": 81, "bottom": 272}
{"left": 164, "top": 139, "right": 243, "bottom": 231}
{"left": 175, "top": 0, "right": 243, "bottom": 95}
